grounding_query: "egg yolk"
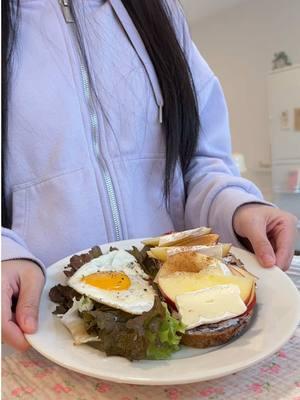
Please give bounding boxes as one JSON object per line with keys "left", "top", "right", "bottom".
{"left": 82, "top": 272, "right": 131, "bottom": 290}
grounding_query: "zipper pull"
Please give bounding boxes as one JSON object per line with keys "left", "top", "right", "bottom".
{"left": 159, "top": 104, "right": 163, "bottom": 124}
{"left": 59, "top": 0, "right": 75, "bottom": 23}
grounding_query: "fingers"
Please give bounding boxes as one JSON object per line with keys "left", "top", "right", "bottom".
{"left": 3, "top": 321, "right": 30, "bottom": 351}
{"left": 233, "top": 204, "right": 297, "bottom": 270}
{"left": 16, "top": 268, "right": 45, "bottom": 334}
{"left": 2, "top": 283, "right": 30, "bottom": 351}
{"left": 273, "top": 217, "right": 297, "bottom": 270}
{"left": 233, "top": 204, "right": 276, "bottom": 267}
{"left": 250, "top": 234, "right": 276, "bottom": 267}
{"left": 243, "top": 219, "right": 276, "bottom": 267}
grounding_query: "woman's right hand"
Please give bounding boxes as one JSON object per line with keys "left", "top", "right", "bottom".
{"left": 1, "top": 259, "right": 45, "bottom": 351}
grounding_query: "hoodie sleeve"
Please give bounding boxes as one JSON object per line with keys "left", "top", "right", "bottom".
{"left": 168, "top": 1, "right": 271, "bottom": 245}
{"left": 184, "top": 74, "right": 270, "bottom": 246}
{"left": 1, "top": 227, "right": 46, "bottom": 275}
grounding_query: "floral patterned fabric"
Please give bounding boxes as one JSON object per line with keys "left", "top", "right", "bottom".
{"left": 2, "top": 329, "right": 300, "bottom": 400}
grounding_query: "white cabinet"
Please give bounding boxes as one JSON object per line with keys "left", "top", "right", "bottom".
{"left": 268, "top": 65, "right": 300, "bottom": 251}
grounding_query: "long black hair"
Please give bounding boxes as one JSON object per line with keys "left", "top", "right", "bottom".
{"left": 2, "top": 0, "right": 20, "bottom": 228}
{"left": 1, "top": 0, "right": 200, "bottom": 228}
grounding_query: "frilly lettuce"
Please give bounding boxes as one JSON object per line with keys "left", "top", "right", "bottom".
{"left": 146, "top": 302, "right": 186, "bottom": 359}
{"left": 81, "top": 297, "right": 186, "bottom": 360}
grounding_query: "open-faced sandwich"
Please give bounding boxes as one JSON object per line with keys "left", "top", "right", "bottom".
{"left": 49, "top": 227, "right": 257, "bottom": 360}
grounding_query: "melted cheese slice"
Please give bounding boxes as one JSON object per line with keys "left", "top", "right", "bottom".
{"left": 175, "top": 284, "right": 247, "bottom": 329}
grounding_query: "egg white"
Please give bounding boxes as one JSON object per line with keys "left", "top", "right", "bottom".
{"left": 67, "top": 250, "right": 155, "bottom": 315}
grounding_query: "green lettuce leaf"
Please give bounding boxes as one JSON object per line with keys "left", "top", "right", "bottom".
{"left": 81, "top": 297, "right": 185, "bottom": 360}
{"left": 146, "top": 303, "right": 186, "bottom": 360}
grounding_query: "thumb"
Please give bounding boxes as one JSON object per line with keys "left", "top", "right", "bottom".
{"left": 16, "top": 270, "right": 44, "bottom": 334}
{"left": 246, "top": 228, "right": 276, "bottom": 268}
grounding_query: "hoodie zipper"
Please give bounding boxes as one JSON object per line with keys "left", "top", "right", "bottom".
{"left": 60, "top": 0, "right": 122, "bottom": 242}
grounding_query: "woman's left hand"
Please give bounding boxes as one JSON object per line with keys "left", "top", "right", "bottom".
{"left": 233, "top": 204, "right": 298, "bottom": 270}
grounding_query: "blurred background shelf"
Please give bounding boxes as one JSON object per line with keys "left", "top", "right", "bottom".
{"left": 273, "top": 190, "right": 300, "bottom": 194}
{"left": 268, "top": 65, "right": 300, "bottom": 251}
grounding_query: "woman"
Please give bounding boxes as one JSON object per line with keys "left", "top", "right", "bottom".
{"left": 2, "top": 0, "right": 297, "bottom": 351}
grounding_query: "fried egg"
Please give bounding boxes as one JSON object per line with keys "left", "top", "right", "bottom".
{"left": 67, "top": 250, "right": 155, "bottom": 315}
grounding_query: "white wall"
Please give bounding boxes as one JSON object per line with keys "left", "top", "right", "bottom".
{"left": 188, "top": 0, "right": 300, "bottom": 200}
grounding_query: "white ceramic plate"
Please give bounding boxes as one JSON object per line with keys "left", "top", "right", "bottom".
{"left": 26, "top": 240, "right": 300, "bottom": 385}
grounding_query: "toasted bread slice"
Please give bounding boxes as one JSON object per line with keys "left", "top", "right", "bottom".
{"left": 142, "top": 227, "right": 212, "bottom": 247}
{"left": 148, "top": 243, "right": 232, "bottom": 262}
{"left": 157, "top": 252, "right": 214, "bottom": 278}
{"left": 181, "top": 308, "right": 254, "bottom": 348}
{"left": 157, "top": 251, "right": 256, "bottom": 348}
{"left": 159, "top": 233, "right": 219, "bottom": 247}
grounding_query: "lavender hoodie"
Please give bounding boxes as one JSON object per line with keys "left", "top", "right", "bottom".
{"left": 2, "top": 0, "right": 266, "bottom": 271}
